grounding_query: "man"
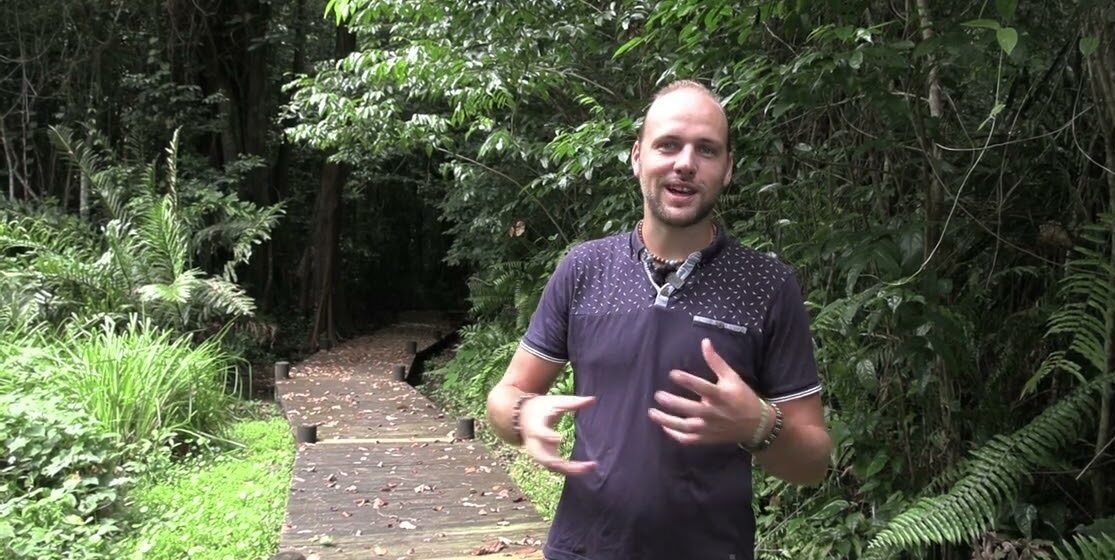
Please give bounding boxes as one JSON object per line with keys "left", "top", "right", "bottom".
{"left": 486, "top": 80, "right": 832, "bottom": 560}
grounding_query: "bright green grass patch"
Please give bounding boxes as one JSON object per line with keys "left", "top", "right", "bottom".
{"left": 507, "top": 454, "right": 562, "bottom": 520}
{"left": 111, "top": 415, "right": 294, "bottom": 560}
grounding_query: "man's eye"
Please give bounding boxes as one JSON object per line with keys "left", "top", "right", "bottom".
{"left": 660, "top": 141, "right": 678, "bottom": 150}
{"left": 699, "top": 145, "right": 717, "bottom": 156}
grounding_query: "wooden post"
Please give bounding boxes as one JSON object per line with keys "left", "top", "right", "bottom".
{"left": 296, "top": 424, "right": 317, "bottom": 443}
{"left": 457, "top": 417, "right": 475, "bottom": 440}
{"left": 406, "top": 340, "right": 418, "bottom": 354}
{"left": 274, "top": 361, "right": 290, "bottom": 380}
{"left": 393, "top": 365, "right": 406, "bottom": 381}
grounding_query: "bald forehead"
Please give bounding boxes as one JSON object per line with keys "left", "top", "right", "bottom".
{"left": 642, "top": 87, "right": 730, "bottom": 145}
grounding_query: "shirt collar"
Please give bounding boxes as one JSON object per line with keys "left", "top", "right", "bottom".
{"left": 627, "top": 221, "right": 728, "bottom": 263}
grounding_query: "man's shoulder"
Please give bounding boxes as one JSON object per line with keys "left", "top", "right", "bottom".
{"left": 562, "top": 232, "right": 631, "bottom": 264}
{"left": 720, "top": 240, "right": 797, "bottom": 283}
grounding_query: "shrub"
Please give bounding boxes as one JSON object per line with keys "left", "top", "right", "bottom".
{"left": 0, "top": 391, "right": 128, "bottom": 560}
{"left": 58, "top": 317, "right": 236, "bottom": 450}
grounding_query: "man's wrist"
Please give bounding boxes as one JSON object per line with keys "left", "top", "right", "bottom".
{"left": 738, "top": 400, "right": 783, "bottom": 453}
{"left": 511, "top": 392, "right": 539, "bottom": 444}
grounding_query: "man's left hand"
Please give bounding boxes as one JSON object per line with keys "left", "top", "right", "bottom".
{"left": 648, "top": 338, "right": 765, "bottom": 445}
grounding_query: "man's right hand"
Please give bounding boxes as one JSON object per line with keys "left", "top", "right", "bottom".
{"left": 519, "top": 394, "right": 597, "bottom": 476}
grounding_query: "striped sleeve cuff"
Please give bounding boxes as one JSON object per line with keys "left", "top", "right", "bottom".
{"left": 768, "top": 384, "right": 822, "bottom": 403}
{"left": 519, "top": 340, "right": 567, "bottom": 364}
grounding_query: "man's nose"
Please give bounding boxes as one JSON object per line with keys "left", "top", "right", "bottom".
{"left": 673, "top": 145, "right": 696, "bottom": 177}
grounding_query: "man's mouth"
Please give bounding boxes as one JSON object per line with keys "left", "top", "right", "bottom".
{"left": 665, "top": 183, "right": 697, "bottom": 197}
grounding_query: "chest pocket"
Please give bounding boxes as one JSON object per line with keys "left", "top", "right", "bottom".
{"left": 690, "top": 315, "right": 763, "bottom": 385}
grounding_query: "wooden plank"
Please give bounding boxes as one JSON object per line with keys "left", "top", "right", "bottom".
{"left": 274, "top": 325, "right": 548, "bottom": 559}
{"left": 317, "top": 437, "right": 456, "bottom": 444}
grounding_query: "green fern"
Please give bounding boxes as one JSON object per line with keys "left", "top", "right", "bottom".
{"left": 868, "top": 217, "right": 1115, "bottom": 556}
{"left": 1049, "top": 532, "right": 1115, "bottom": 560}
{"left": 137, "top": 195, "right": 190, "bottom": 282}
{"left": 1024, "top": 223, "right": 1115, "bottom": 395}
{"left": 868, "top": 371, "right": 1114, "bottom": 554}
{"left": 197, "top": 277, "right": 256, "bottom": 318}
{"left": 28, "top": 126, "right": 280, "bottom": 333}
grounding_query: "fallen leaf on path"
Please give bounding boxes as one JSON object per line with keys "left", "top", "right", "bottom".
{"left": 473, "top": 538, "right": 506, "bottom": 555}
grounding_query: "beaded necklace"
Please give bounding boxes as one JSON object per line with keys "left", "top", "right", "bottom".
{"left": 636, "top": 220, "right": 717, "bottom": 267}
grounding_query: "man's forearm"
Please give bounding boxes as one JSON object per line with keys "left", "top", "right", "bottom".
{"left": 754, "top": 424, "right": 832, "bottom": 485}
{"left": 487, "top": 383, "right": 528, "bottom": 445}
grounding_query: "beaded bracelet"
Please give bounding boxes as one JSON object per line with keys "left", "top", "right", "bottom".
{"left": 511, "top": 392, "right": 538, "bottom": 441}
{"left": 739, "top": 401, "right": 783, "bottom": 453}
{"left": 748, "top": 400, "right": 772, "bottom": 448}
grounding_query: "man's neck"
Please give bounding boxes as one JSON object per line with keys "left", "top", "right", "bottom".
{"left": 641, "top": 217, "right": 715, "bottom": 263}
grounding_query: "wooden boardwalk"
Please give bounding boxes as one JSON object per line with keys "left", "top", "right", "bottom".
{"left": 275, "top": 323, "right": 547, "bottom": 559}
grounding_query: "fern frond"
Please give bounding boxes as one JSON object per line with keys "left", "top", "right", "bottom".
{"left": 136, "top": 195, "right": 189, "bottom": 282}
{"left": 1022, "top": 220, "right": 1115, "bottom": 396}
{"left": 196, "top": 277, "right": 256, "bottom": 318}
{"left": 165, "top": 128, "right": 181, "bottom": 197}
{"left": 136, "top": 269, "right": 200, "bottom": 305}
{"left": 197, "top": 202, "right": 285, "bottom": 281}
{"left": 1050, "top": 533, "right": 1115, "bottom": 560}
{"left": 868, "top": 372, "right": 1115, "bottom": 554}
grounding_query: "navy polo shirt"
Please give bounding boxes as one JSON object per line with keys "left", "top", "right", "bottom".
{"left": 520, "top": 225, "right": 821, "bottom": 560}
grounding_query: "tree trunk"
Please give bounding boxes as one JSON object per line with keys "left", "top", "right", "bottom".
{"left": 916, "top": 0, "right": 944, "bottom": 254}
{"left": 1084, "top": 3, "right": 1115, "bottom": 516}
{"left": 196, "top": 0, "right": 273, "bottom": 294}
{"left": 267, "top": 0, "right": 307, "bottom": 311}
{"left": 303, "top": 24, "right": 356, "bottom": 349}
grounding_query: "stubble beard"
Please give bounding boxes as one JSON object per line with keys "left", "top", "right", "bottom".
{"left": 643, "top": 180, "right": 719, "bottom": 229}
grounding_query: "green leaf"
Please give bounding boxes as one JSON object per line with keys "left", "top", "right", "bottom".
{"left": 1012, "top": 502, "right": 1037, "bottom": 539}
{"left": 996, "top": 27, "right": 1018, "bottom": 55}
{"left": 849, "top": 49, "right": 864, "bottom": 69}
{"left": 962, "top": 19, "right": 1001, "bottom": 30}
{"left": 995, "top": 0, "right": 1017, "bottom": 21}
{"left": 613, "top": 36, "right": 645, "bottom": 59}
{"left": 1079, "top": 36, "right": 1100, "bottom": 57}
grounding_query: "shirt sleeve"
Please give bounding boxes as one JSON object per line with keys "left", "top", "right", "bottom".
{"left": 520, "top": 252, "right": 576, "bottom": 364}
{"left": 757, "top": 270, "right": 822, "bottom": 403}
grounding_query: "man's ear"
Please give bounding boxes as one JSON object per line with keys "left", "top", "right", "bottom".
{"left": 631, "top": 141, "right": 641, "bottom": 177}
{"left": 723, "top": 152, "right": 734, "bottom": 185}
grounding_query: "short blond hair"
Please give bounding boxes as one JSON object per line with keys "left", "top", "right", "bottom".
{"left": 637, "top": 80, "right": 730, "bottom": 145}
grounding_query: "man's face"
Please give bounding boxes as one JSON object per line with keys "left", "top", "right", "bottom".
{"left": 631, "top": 88, "right": 733, "bottom": 229}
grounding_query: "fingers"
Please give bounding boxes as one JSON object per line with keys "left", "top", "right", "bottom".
{"left": 668, "top": 369, "right": 719, "bottom": 399}
{"left": 521, "top": 394, "right": 597, "bottom": 476}
{"left": 700, "top": 338, "right": 739, "bottom": 381}
{"left": 523, "top": 434, "right": 595, "bottom": 476}
{"left": 548, "top": 459, "right": 598, "bottom": 476}
{"left": 647, "top": 407, "right": 706, "bottom": 435}
{"left": 661, "top": 426, "right": 699, "bottom": 445}
{"left": 654, "top": 390, "right": 704, "bottom": 417}
{"left": 547, "top": 395, "right": 596, "bottom": 412}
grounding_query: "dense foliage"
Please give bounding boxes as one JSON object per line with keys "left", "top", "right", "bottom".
{"left": 0, "top": 5, "right": 291, "bottom": 554}
{"left": 289, "top": 0, "right": 1115, "bottom": 557}
{"left": 2, "top": 0, "right": 1115, "bottom": 558}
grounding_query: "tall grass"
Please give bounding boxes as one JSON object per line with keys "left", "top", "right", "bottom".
{"left": 58, "top": 317, "right": 236, "bottom": 448}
